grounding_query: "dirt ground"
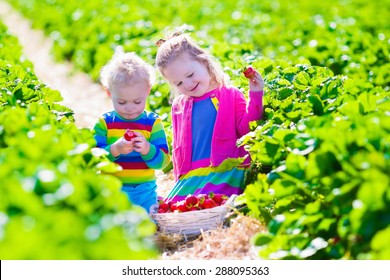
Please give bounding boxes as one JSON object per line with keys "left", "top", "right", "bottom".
{"left": 0, "top": 0, "right": 264, "bottom": 259}
{"left": 0, "top": 1, "right": 113, "bottom": 129}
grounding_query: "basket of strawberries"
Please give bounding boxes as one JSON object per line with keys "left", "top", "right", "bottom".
{"left": 150, "top": 192, "right": 237, "bottom": 235}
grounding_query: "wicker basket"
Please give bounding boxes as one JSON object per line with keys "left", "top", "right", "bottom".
{"left": 150, "top": 194, "right": 237, "bottom": 235}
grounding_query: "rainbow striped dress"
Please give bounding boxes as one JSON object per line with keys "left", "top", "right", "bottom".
{"left": 165, "top": 92, "right": 246, "bottom": 202}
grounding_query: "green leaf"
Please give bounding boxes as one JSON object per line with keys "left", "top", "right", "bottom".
{"left": 308, "top": 94, "right": 324, "bottom": 115}
{"left": 304, "top": 200, "right": 322, "bottom": 215}
{"left": 371, "top": 227, "right": 390, "bottom": 259}
{"left": 252, "top": 232, "right": 274, "bottom": 246}
{"left": 96, "top": 161, "right": 122, "bottom": 173}
{"left": 296, "top": 72, "right": 310, "bottom": 85}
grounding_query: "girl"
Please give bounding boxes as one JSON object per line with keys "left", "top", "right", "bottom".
{"left": 94, "top": 51, "right": 171, "bottom": 212}
{"left": 155, "top": 33, "right": 264, "bottom": 202}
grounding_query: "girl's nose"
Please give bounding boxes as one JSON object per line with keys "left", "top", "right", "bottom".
{"left": 184, "top": 79, "right": 194, "bottom": 90}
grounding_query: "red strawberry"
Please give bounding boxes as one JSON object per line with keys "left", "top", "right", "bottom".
{"left": 169, "top": 201, "right": 178, "bottom": 212}
{"left": 185, "top": 195, "right": 198, "bottom": 207}
{"left": 124, "top": 129, "right": 136, "bottom": 141}
{"left": 243, "top": 66, "right": 256, "bottom": 79}
{"left": 176, "top": 201, "right": 189, "bottom": 212}
{"left": 190, "top": 206, "right": 200, "bottom": 211}
{"left": 196, "top": 193, "right": 208, "bottom": 200}
{"left": 197, "top": 194, "right": 208, "bottom": 209}
{"left": 203, "top": 198, "right": 217, "bottom": 209}
{"left": 158, "top": 202, "right": 169, "bottom": 212}
{"left": 210, "top": 193, "right": 229, "bottom": 205}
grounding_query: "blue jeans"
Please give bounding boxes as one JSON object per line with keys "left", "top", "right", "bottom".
{"left": 121, "top": 182, "right": 157, "bottom": 213}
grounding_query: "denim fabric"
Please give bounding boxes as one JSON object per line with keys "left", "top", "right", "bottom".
{"left": 121, "top": 182, "right": 157, "bottom": 213}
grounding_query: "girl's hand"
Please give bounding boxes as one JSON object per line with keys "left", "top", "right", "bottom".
{"left": 243, "top": 66, "right": 264, "bottom": 92}
{"left": 131, "top": 132, "right": 151, "bottom": 156}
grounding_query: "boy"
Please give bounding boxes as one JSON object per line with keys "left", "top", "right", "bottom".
{"left": 94, "top": 51, "right": 171, "bottom": 212}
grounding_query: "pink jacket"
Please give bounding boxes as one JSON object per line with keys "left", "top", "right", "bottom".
{"left": 171, "top": 85, "right": 264, "bottom": 181}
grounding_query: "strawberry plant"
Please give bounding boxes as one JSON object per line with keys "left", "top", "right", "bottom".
{"left": 242, "top": 59, "right": 390, "bottom": 259}
{"left": 0, "top": 21, "right": 158, "bottom": 259}
{"left": 7, "top": 0, "right": 389, "bottom": 89}
{"left": 2, "top": 0, "right": 389, "bottom": 260}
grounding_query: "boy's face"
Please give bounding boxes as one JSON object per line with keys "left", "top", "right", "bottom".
{"left": 108, "top": 80, "right": 150, "bottom": 120}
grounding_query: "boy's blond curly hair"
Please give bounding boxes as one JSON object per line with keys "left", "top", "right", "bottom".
{"left": 100, "top": 50, "right": 155, "bottom": 90}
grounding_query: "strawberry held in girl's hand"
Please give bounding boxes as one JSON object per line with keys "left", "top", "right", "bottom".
{"left": 243, "top": 66, "right": 256, "bottom": 79}
{"left": 124, "top": 129, "right": 136, "bottom": 141}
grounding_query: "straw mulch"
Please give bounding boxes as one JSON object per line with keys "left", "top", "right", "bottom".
{"left": 154, "top": 214, "right": 266, "bottom": 259}
{"left": 156, "top": 169, "right": 176, "bottom": 198}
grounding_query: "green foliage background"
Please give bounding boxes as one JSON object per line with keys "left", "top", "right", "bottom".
{"left": 0, "top": 21, "right": 157, "bottom": 259}
{"left": 7, "top": 0, "right": 390, "bottom": 115}
{"left": 1, "top": 0, "right": 390, "bottom": 259}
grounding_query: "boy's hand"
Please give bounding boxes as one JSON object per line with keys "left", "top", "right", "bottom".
{"left": 131, "top": 132, "right": 151, "bottom": 156}
{"left": 243, "top": 66, "right": 264, "bottom": 92}
{"left": 110, "top": 137, "right": 134, "bottom": 157}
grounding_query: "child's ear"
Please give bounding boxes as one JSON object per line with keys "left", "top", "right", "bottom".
{"left": 104, "top": 87, "right": 112, "bottom": 98}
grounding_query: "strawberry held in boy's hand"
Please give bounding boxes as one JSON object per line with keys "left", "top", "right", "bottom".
{"left": 243, "top": 66, "right": 256, "bottom": 79}
{"left": 124, "top": 129, "right": 136, "bottom": 141}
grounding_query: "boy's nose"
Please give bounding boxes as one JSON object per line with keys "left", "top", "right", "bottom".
{"left": 125, "top": 103, "right": 134, "bottom": 111}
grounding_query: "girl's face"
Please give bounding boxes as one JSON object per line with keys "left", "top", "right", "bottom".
{"left": 108, "top": 80, "right": 150, "bottom": 120}
{"left": 162, "top": 53, "right": 215, "bottom": 97}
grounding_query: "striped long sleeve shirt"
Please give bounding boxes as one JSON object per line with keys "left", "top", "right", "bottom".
{"left": 93, "top": 111, "right": 171, "bottom": 185}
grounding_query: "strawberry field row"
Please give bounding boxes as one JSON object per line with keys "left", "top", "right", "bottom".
{"left": 6, "top": 0, "right": 390, "bottom": 116}
{"left": 242, "top": 58, "right": 389, "bottom": 259}
{"left": 0, "top": 20, "right": 158, "bottom": 259}
{"left": 2, "top": 0, "right": 389, "bottom": 259}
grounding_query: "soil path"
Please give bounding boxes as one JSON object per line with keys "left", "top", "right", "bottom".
{"left": 0, "top": 0, "right": 112, "bottom": 129}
